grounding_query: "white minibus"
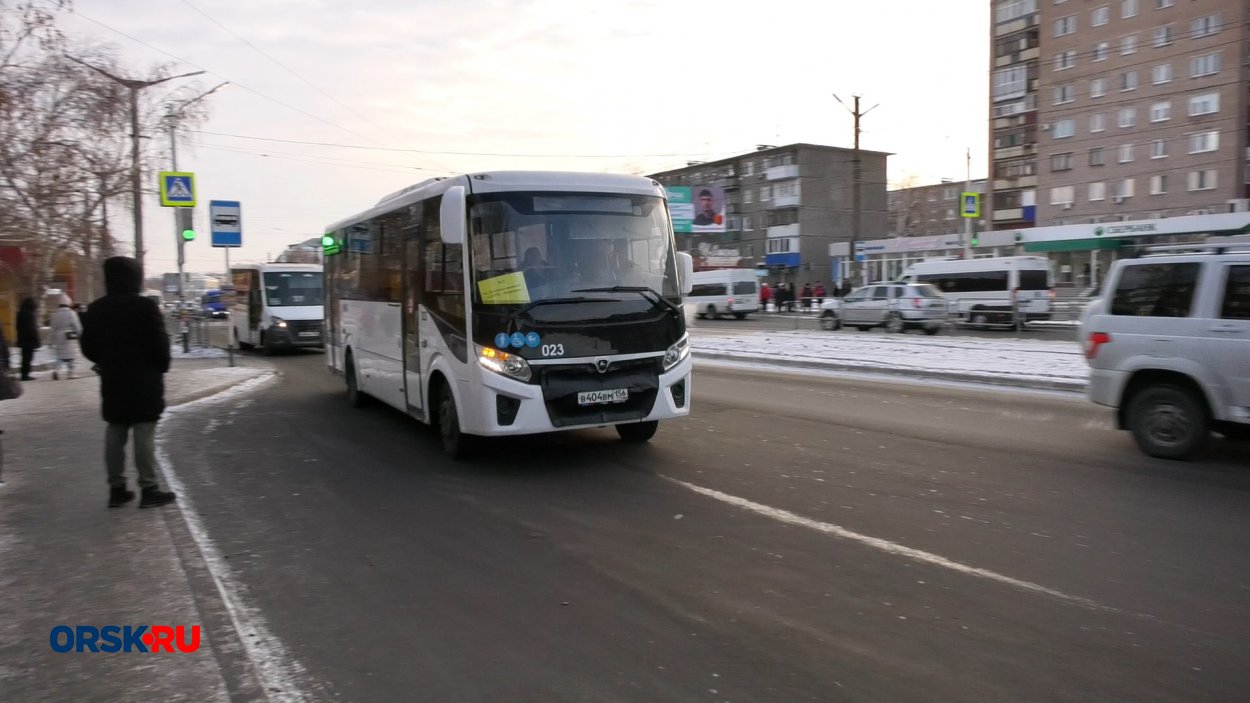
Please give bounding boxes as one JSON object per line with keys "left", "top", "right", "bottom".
{"left": 900, "top": 256, "right": 1054, "bottom": 325}
{"left": 687, "top": 268, "right": 760, "bottom": 319}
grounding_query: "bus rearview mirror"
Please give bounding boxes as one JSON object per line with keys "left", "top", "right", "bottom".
{"left": 440, "top": 186, "right": 466, "bottom": 245}
{"left": 677, "top": 252, "right": 694, "bottom": 296}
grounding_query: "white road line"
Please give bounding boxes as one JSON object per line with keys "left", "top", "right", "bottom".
{"left": 665, "top": 476, "right": 1117, "bottom": 613}
{"left": 157, "top": 372, "right": 312, "bottom": 703}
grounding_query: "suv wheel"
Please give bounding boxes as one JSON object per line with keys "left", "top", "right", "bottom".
{"left": 1126, "top": 384, "right": 1209, "bottom": 460}
{"left": 820, "top": 311, "right": 841, "bottom": 331}
{"left": 885, "top": 312, "right": 904, "bottom": 334}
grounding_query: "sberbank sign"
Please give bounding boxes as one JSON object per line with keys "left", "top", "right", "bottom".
{"left": 1094, "top": 223, "right": 1158, "bottom": 236}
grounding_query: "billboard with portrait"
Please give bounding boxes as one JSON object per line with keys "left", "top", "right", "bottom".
{"left": 666, "top": 185, "right": 725, "bottom": 234}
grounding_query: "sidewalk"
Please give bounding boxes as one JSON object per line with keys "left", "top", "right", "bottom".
{"left": 0, "top": 357, "right": 275, "bottom": 702}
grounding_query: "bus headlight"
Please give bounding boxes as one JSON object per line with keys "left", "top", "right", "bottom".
{"left": 270, "top": 316, "right": 288, "bottom": 328}
{"left": 662, "top": 334, "right": 690, "bottom": 371}
{"left": 478, "top": 345, "right": 532, "bottom": 383}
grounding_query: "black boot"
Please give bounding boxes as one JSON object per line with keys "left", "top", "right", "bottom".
{"left": 139, "top": 486, "right": 177, "bottom": 509}
{"left": 108, "top": 485, "right": 135, "bottom": 508}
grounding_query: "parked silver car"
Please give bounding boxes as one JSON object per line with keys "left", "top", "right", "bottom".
{"left": 1082, "top": 246, "right": 1250, "bottom": 459}
{"left": 820, "top": 282, "right": 947, "bottom": 334}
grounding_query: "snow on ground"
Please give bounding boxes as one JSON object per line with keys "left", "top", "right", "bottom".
{"left": 690, "top": 329, "right": 1090, "bottom": 385}
{"left": 171, "top": 344, "right": 231, "bottom": 359}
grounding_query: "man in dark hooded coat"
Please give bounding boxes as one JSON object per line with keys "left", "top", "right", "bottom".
{"left": 80, "top": 256, "right": 176, "bottom": 508}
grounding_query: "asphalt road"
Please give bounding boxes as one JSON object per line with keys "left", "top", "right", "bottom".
{"left": 165, "top": 352, "right": 1250, "bottom": 702}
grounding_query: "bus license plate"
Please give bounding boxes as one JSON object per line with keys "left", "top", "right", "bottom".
{"left": 298, "top": 331, "right": 319, "bottom": 337}
{"left": 578, "top": 389, "right": 628, "bottom": 406}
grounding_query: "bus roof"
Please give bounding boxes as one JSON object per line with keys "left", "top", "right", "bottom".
{"left": 325, "top": 171, "right": 666, "bottom": 235}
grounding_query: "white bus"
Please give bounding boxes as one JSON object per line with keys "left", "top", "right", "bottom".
{"left": 229, "top": 263, "right": 324, "bottom": 353}
{"left": 688, "top": 268, "right": 760, "bottom": 319}
{"left": 899, "top": 256, "right": 1054, "bottom": 325}
{"left": 323, "top": 171, "right": 695, "bottom": 456}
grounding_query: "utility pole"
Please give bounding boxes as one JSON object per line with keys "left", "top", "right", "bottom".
{"left": 834, "top": 94, "right": 878, "bottom": 286}
{"left": 964, "top": 147, "right": 973, "bottom": 259}
{"left": 164, "top": 82, "right": 229, "bottom": 308}
{"left": 66, "top": 57, "right": 204, "bottom": 279}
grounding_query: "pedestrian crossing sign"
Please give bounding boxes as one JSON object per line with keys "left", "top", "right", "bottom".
{"left": 960, "top": 192, "right": 980, "bottom": 219}
{"left": 160, "top": 171, "right": 196, "bottom": 207}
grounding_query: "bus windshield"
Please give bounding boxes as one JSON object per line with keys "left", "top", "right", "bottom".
{"left": 264, "top": 271, "right": 324, "bottom": 307}
{"left": 468, "top": 192, "right": 678, "bottom": 308}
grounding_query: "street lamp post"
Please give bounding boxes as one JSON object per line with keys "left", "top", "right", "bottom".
{"left": 66, "top": 57, "right": 204, "bottom": 279}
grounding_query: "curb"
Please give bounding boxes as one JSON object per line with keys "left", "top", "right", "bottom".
{"left": 692, "top": 351, "right": 1088, "bottom": 393}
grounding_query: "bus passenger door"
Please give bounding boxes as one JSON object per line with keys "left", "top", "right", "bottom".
{"left": 403, "top": 233, "right": 424, "bottom": 417}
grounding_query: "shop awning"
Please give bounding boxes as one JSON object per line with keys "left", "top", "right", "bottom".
{"left": 1024, "top": 238, "right": 1125, "bottom": 253}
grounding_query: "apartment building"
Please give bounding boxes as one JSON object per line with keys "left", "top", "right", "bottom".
{"left": 887, "top": 179, "right": 988, "bottom": 237}
{"left": 991, "top": 0, "right": 1250, "bottom": 231}
{"left": 649, "top": 143, "right": 889, "bottom": 288}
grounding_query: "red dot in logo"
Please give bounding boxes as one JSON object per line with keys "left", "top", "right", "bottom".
{"left": 142, "top": 633, "right": 155, "bottom": 647}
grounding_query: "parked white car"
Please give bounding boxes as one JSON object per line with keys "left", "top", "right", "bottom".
{"left": 1082, "top": 246, "right": 1250, "bottom": 459}
{"left": 819, "top": 282, "right": 946, "bottom": 334}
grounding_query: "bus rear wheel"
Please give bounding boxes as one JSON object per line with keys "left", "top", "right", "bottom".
{"left": 616, "top": 420, "right": 658, "bottom": 443}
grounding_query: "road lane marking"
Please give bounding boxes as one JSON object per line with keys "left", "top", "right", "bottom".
{"left": 157, "top": 372, "right": 312, "bottom": 702}
{"left": 666, "top": 477, "right": 1117, "bottom": 613}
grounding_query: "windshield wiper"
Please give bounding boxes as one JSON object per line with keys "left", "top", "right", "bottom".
{"left": 571, "top": 286, "right": 681, "bottom": 315}
{"left": 513, "top": 296, "right": 613, "bottom": 321}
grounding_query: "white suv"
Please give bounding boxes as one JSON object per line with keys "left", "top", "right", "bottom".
{"left": 820, "top": 282, "right": 947, "bottom": 334}
{"left": 1081, "top": 247, "right": 1250, "bottom": 459}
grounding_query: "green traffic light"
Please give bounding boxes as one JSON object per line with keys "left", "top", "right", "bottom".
{"left": 320, "top": 234, "right": 335, "bottom": 247}
{"left": 970, "top": 238, "right": 980, "bottom": 247}
{"left": 181, "top": 229, "right": 196, "bottom": 241}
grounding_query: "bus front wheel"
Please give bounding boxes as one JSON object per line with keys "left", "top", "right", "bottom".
{"left": 346, "top": 355, "right": 368, "bottom": 408}
{"left": 436, "top": 379, "right": 469, "bottom": 458}
{"left": 616, "top": 420, "right": 658, "bottom": 443}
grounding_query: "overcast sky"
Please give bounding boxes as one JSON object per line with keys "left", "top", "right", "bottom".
{"left": 64, "top": 0, "right": 990, "bottom": 275}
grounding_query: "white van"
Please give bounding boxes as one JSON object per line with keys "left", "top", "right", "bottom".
{"left": 900, "top": 256, "right": 1054, "bottom": 326}
{"left": 688, "top": 269, "right": 760, "bottom": 320}
{"left": 229, "top": 263, "right": 324, "bottom": 354}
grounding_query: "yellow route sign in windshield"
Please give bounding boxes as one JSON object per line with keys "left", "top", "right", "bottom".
{"left": 477, "top": 271, "right": 531, "bottom": 304}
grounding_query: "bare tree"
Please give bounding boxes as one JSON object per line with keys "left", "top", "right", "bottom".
{"left": 887, "top": 174, "right": 926, "bottom": 237}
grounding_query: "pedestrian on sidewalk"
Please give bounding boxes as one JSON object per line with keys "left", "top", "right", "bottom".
{"left": 80, "top": 256, "right": 177, "bottom": 509}
{"left": 49, "top": 295, "right": 82, "bottom": 380}
{"left": 15, "top": 297, "right": 39, "bottom": 381}
{"left": 759, "top": 282, "right": 771, "bottom": 312}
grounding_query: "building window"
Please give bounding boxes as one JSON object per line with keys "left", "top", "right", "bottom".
{"left": 1190, "top": 52, "right": 1220, "bottom": 78}
{"left": 1150, "top": 174, "right": 1167, "bottom": 194}
{"left": 1092, "top": 41, "right": 1109, "bottom": 61}
{"left": 1054, "top": 15, "right": 1076, "bottom": 36}
{"left": 1118, "top": 108, "right": 1136, "bottom": 127}
{"left": 1050, "top": 186, "right": 1075, "bottom": 204}
{"left": 760, "top": 185, "right": 771, "bottom": 202}
{"left": 996, "top": 0, "right": 1038, "bottom": 23}
{"left": 1053, "top": 84, "right": 1075, "bottom": 104}
{"left": 1156, "top": 0, "right": 1173, "bottom": 7}
{"left": 993, "top": 65, "right": 1028, "bottom": 101}
{"left": 1089, "top": 147, "right": 1106, "bottom": 166}
{"left": 1092, "top": 5, "right": 1109, "bottom": 25}
{"left": 1188, "top": 92, "right": 1220, "bottom": 116}
{"left": 1152, "top": 63, "right": 1172, "bottom": 84}
{"left": 1051, "top": 153, "right": 1073, "bottom": 171}
{"left": 1089, "top": 182, "right": 1107, "bottom": 201}
{"left": 741, "top": 161, "right": 753, "bottom": 177}
{"left": 1150, "top": 139, "right": 1168, "bottom": 159}
{"left": 1190, "top": 14, "right": 1221, "bottom": 38}
{"left": 1188, "top": 169, "right": 1218, "bottom": 191}
{"left": 1188, "top": 130, "right": 1219, "bottom": 154}
{"left": 1149, "top": 101, "right": 1171, "bottom": 122}
{"left": 1122, "top": 0, "right": 1138, "bottom": 18}
{"left": 743, "top": 188, "right": 752, "bottom": 204}
{"left": 1152, "top": 25, "right": 1173, "bottom": 46}
{"left": 1054, "top": 50, "right": 1077, "bottom": 70}
{"left": 1118, "top": 178, "right": 1136, "bottom": 198}
{"left": 1090, "top": 113, "right": 1107, "bottom": 132}
{"left": 1120, "top": 70, "right": 1138, "bottom": 91}
{"left": 1053, "top": 118, "right": 1075, "bottom": 138}
{"left": 1090, "top": 78, "right": 1107, "bottom": 97}
{"left": 742, "top": 216, "right": 753, "bottom": 230}
{"left": 1121, "top": 34, "right": 1138, "bottom": 54}
{"left": 1118, "top": 144, "right": 1134, "bottom": 163}
{"left": 944, "top": 187, "right": 956, "bottom": 200}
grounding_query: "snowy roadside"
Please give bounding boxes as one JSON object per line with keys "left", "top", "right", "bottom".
{"left": 690, "top": 329, "right": 1089, "bottom": 391}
